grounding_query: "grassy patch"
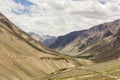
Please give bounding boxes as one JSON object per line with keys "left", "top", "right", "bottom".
{"left": 76, "top": 55, "right": 94, "bottom": 59}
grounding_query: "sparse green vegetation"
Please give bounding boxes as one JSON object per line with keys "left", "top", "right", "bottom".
{"left": 76, "top": 55, "right": 94, "bottom": 59}
{"left": 56, "top": 68, "right": 68, "bottom": 73}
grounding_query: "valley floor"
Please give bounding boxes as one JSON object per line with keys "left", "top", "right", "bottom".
{"left": 42, "top": 59, "right": 120, "bottom": 80}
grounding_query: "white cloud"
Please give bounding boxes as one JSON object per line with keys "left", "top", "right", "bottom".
{"left": 0, "top": 0, "right": 120, "bottom": 36}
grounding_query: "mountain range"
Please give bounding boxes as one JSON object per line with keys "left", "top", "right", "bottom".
{"left": 0, "top": 12, "right": 120, "bottom": 80}
{"left": 50, "top": 19, "right": 120, "bottom": 62}
{"left": 28, "top": 32, "right": 56, "bottom": 46}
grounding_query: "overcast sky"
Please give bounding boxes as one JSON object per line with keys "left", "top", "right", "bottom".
{"left": 0, "top": 0, "right": 120, "bottom": 36}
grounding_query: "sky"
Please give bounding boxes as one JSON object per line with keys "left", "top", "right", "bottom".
{"left": 0, "top": 0, "right": 120, "bottom": 36}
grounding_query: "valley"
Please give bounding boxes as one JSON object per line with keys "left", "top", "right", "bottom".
{"left": 0, "top": 13, "right": 94, "bottom": 80}
{"left": 0, "top": 0, "right": 120, "bottom": 79}
{"left": 0, "top": 12, "right": 120, "bottom": 80}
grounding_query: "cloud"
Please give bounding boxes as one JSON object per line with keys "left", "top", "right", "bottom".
{"left": 0, "top": 0, "right": 120, "bottom": 36}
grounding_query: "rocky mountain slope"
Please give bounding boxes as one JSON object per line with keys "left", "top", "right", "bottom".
{"left": 0, "top": 13, "right": 94, "bottom": 80}
{"left": 76, "top": 28, "right": 120, "bottom": 62}
{"left": 28, "top": 32, "right": 56, "bottom": 46}
{"left": 49, "top": 19, "right": 120, "bottom": 58}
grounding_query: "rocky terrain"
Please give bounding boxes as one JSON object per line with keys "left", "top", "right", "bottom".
{"left": 50, "top": 19, "right": 120, "bottom": 59}
{"left": 76, "top": 28, "right": 120, "bottom": 62}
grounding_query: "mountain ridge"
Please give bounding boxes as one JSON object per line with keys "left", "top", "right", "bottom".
{"left": 49, "top": 19, "right": 120, "bottom": 55}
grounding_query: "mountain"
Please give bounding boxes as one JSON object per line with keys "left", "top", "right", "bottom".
{"left": 0, "top": 13, "right": 120, "bottom": 80}
{"left": 76, "top": 28, "right": 120, "bottom": 62}
{"left": 49, "top": 19, "right": 120, "bottom": 58}
{"left": 0, "top": 13, "right": 94, "bottom": 80}
{"left": 46, "top": 19, "right": 120, "bottom": 79}
{"left": 42, "top": 36, "right": 56, "bottom": 46}
{"left": 28, "top": 32, "right": 56, "bottom": 46}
